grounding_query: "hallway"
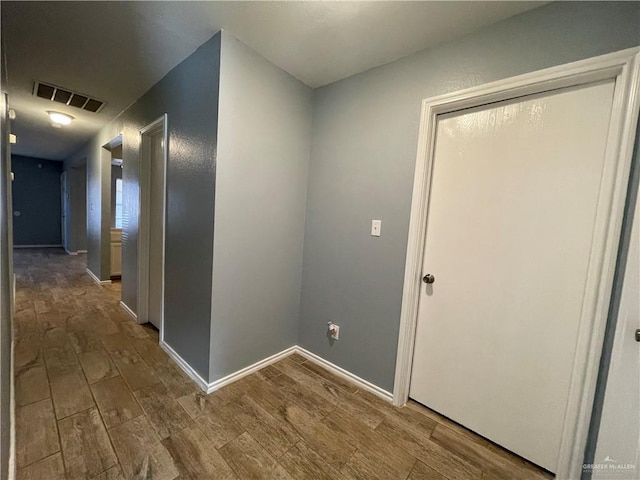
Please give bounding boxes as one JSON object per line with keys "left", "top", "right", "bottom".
{"left": 13, "top": 249, "right": 551, "bottom": 480}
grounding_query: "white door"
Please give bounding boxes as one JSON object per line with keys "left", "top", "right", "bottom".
{"left": 592, "top": 190, "right": 640, "bottom": 479}
{"left": 409, "top": 80, "right": 616, "bottom": 472}
{"left": 148, "top": 130, "right": 165, "bottom": 329}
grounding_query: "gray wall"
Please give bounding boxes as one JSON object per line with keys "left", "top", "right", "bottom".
{"left": 298, "top": 1, "right": 640, "bottom": 392}
{"left": 65, "top": 33, "right": 222, "bottom": 379}
{"left": 11, "top": 155, "right": 62, "bottom": 246}
{"left": 210, "top": 33, "right": 312, "bottom": 382}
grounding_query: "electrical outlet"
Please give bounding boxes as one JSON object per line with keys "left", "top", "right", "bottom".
{"left": 328, "top": 322, "right": 340, "bottom": 340}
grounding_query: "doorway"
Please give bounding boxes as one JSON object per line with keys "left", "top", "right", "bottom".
{"left": 138, "top": 115, "right": 168, "bottom": 333}
{"left": 110, "top": 143, "right": 123, "bottom": 279}
{"left": 394, "top": 48, "right": 640, "bottom": 478}
{"left": 101, "top": 136, "right": 123, "bottom": 282}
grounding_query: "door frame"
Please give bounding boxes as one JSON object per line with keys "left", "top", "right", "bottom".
{"left": 393, "top": 47, "right": 640, "bottom": 478}
{"left": 137, "top": 114, "right": 168, "bottom": 344}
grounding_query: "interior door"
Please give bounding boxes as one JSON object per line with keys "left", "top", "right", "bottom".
{"left": 148, "top": 130, "right": 165, "bottom": 329}
{"left": 409, "top": 80, "right": 616, "bottom": 472}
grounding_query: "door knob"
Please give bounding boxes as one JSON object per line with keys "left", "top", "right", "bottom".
{"left": 636, "top": 329, "right": 640, "bottom": 342}
{"left": 423, "top": 274, "right": 435, "bottom": 284}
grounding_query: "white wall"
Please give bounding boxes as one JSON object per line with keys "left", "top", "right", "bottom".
{"left": 210, "top": 32, "right": 312, "bottom": 382}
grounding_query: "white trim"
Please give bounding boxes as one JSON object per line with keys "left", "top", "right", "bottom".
{"left": 137, "top": 114, "right": 168, "bottom": 335}
{"left": 85, "top": 267, "right": 111, "bottom": 285}
{"left": 296, "top": 347, "right": 393, "bottom": 403}
{"left": 159, "top": 342, "right": 297, "bottom": 394}
{"left": 64, "top": 248, "right": 78, "bottom": 256}
{"left": 77, "top": 250, "right": 87, "bottom": 254}
{"left": 13, "top": 244, "right": 62, "bottom": 249}
{"left": 205, "top": 346, "right": 298, "bottom": 394}
{"left": 160, "top": 342, "right": 393, "bottom": 405}
{"left": 8, "top": 338, "right": 15, "bottom": 480}
{"left": 119, "top": 301, "right": 137, "bottom": 321}
{"left": 393, "top": 47, "right": 640, "bottom": 478}
{"left": 159, "top": 340, "right": 210, "bottom": 392}
{"left": 160, "top": 341, "right": 297, "bottom": 394}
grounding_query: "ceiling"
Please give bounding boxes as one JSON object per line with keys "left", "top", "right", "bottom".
{"left": 2, "top": 1, "right": 545, "bottom": 161}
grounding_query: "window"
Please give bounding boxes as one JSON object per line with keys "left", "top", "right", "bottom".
{"left": 115, "top": 178, "right": 123, "bottom": 228}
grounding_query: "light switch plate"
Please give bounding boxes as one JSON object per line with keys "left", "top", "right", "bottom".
{"left": 371, "top": 220, "right": 381, "bottom": 237}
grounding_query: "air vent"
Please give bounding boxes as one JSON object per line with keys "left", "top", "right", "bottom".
{"left": 34, "top": 82, "right": 105, "bottom": 113}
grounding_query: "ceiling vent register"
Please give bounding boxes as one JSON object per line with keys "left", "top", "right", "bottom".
{"left": 33, "top": 81, "right": 105, "bottom": 113}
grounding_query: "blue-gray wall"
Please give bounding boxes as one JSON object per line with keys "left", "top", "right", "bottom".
{"left": 298, "top": 1, "right": 640, "bottom": 392}
{"left": 65, "top": 33, "right": 222, "bottom": 380}
{"left": 11, "top": 155, "right": 62, "bottom": 246}
{"left": 210, "top": 33, "right": 312, "bottom": 382}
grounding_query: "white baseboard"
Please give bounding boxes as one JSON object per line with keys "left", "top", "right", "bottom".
{"left": 206, "top": 346, "right": 297, "bottom": 394}
{"left": 160, "top": 340, "right": 210, "bottom": 392}
{"left": 9, "top": 338, "right": 15, "bottom": 480}
{"left": 119, "top": 301, "right": 137, "bottom": 321}
{"left": 14, "top": 244, "right": 62, "bottom": 249}
{"left": 158, "top": 341, "right": 392, "bottom": 404}
{"left": 85, "top": 268, "right": 111, "bottom": 285}
{"left": 64, "top": 248, "right": 78, "bottom": 255}
{"left": 77, "top": 250, "right": 87, "bottom": 254}
{"left": 295, "top": 346, "right": 393, "bottom": 403}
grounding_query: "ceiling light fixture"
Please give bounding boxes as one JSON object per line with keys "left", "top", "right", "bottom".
{"left": 48, "top": 111, "right": 73, "bottom": 126}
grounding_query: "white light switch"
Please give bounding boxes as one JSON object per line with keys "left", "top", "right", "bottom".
{"left": 371, "top": 220, "right": 381, "bottom": 237}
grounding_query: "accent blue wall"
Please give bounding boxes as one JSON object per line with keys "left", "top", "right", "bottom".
{"left": 12, "top": 155, "right": 62, "bottom": 246}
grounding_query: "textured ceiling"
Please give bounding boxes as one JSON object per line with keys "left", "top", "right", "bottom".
{"left": 2, "top": 1, "right": 545, "bottom": 161}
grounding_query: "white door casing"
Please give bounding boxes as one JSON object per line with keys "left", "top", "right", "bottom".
{"left": 138, "top": 115, "right": 168, "bottom": 339}
{"left": 394, "top": 48, "right": 640, "bottom": 480}
{"left": 148, "top": 129, "right": 165, "bottom": 329}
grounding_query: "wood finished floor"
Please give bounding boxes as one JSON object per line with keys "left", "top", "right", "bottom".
{"left": 13, "top": 248, "right": 553, "bottom": 480}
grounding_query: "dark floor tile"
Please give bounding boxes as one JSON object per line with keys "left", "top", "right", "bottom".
{"left": 49, "top": 370, "right": 95, "bottom": 420}
{"left": 162, "top": 423, "right": 236, "bottom": 479}
{"left": 91, "top": 376, "right": 143, "bottom": 428}
{"left": 219, "top": 432, "right": 292, "bottom": 479}
{"left": 78, "top": 348, "right": 119, "bottom": 384}
{"left": 15, "top": 363, "right": 50, "bottom": 407}
{"left": 16, "top": 398, "right": 59, "bottom": 467}
{"left": 108, "top": 415, "right": 179, "bottom": 480}
{"left": 134, "top": 381, "right": 192, "bottom": 439}
{"left": 58, "top": 407, "right": 117, "bottom": 478}
{"left": 16, "top": 452, "right": 65, "bottom": 480}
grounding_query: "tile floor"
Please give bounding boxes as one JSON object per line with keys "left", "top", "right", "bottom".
{"left": 13, "top": 248, "right": 552, "bottom": 479}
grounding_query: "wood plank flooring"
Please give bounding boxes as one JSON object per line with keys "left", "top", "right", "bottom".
{"left": 13, "top": 248, "right": 553, "bottom": 479}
